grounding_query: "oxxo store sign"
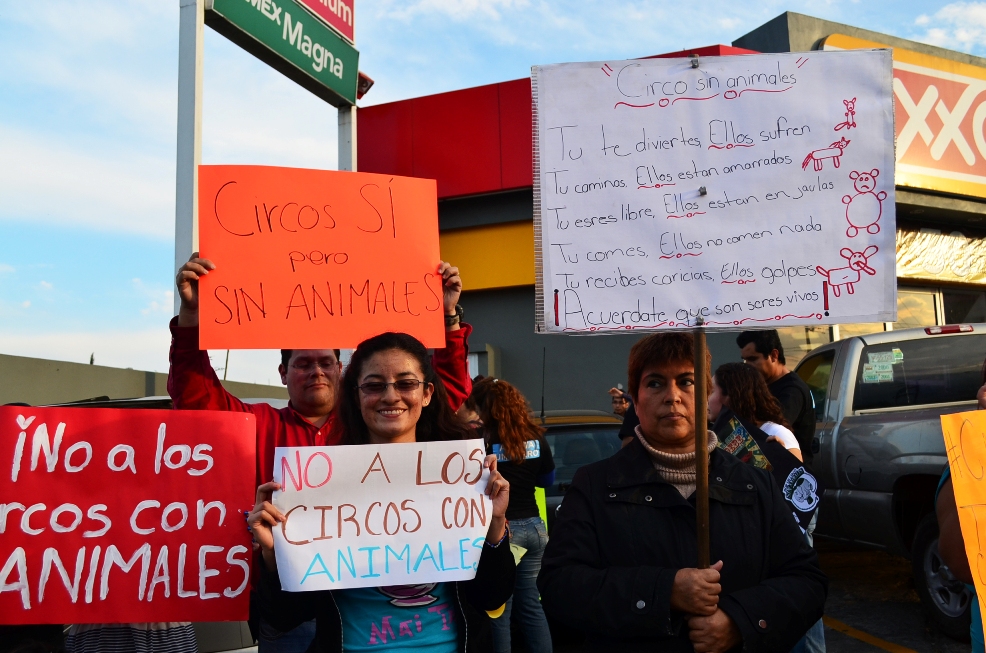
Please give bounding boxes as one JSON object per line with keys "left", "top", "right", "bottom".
{"left": 823, "top": 34, "right": 986, "bottom": 199}
{"left": 206, "top": 0, "right": 358, "bottom": 106}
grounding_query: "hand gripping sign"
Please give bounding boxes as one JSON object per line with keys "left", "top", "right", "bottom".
{"left": 271, "top": 440, "right": 492, "bottom": 591}
{"left": 941, "top": 411, "right": 986, "bottom": 638}
{"left": 0, "top": 406, "right": 256, "bottom": 624}
{"left": 197, "top": 165, "right": 446, "bottom": 350}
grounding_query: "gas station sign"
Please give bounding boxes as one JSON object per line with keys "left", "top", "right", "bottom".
{"left": 823, "top": 33, "right": 986, "bottom": 200}
{"left": 206, "top": 0, "right": 359, "bottom": 106}
{"left": 295, "top": 0, "right": 354, "bottom": 43}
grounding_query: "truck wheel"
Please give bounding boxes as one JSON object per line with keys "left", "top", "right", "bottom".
{"left": 912, "top": 513, "right": 972, "bottom": 641}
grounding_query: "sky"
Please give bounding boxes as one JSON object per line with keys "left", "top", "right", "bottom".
{"left": 0, "top": 0, "right": 983, "bottom": 387}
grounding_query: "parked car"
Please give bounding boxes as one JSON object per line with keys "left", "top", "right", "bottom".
{"left": 794, "top": 324, "right": 986, "bottom": 640}
{"left": 539, "top": 410, "right": 623, "bottom": 531}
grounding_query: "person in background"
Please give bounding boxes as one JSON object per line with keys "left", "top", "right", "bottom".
{"left": 708, "top": 363, "right": 823, "bottom": 653}
{"left": 539, "top": 332, "right": 827, "bottom": 652}
{"left": 608, "top": 387, "right": 630, "bottom": 417}
{"left": 708, "top": 363, "right": 802, "bottom": 462}
{"left": 250, "top": 332, "right": 515, "bottom": 653}
{"left": 976, "top": 361, "right": 986, "bottom": 410}
{"left": 170, "top": 253, "right": 473, "bottom": 485}
{"left": 610, "top": 385, "right": 638, "bottom": 447}
{"left": 935, "top": 359, "right": 986, "bottom": 653}
{"left": 618, "top": 401, "right": 640, "bottom": 447}
{"left": 736, "top": 330, "right": 815, "bottom": 467}
{"left": 936, "top": 472, "right": 982, "bottom": 653}
{"left": 457, "top": 403, "right": 484, "bottom": 430}
{"left": 736, "top": 331, "right": 824, "bottom": 653}
{"left": 166, "top": 253, "right": 473, "bottom": 651}
{"left": 457, "top": 377, "right": 486, "bottom": 430}
{"left": 466, "top": 377, "right": 555, "bottom": 653}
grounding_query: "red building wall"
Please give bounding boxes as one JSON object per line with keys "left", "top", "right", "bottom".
{"left": 357, "top": 45, "right": 757, "bottom": 199}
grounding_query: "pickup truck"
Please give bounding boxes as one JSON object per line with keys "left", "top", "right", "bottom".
{"left": 794, "top": 323, "right": 986, "bottom": 640}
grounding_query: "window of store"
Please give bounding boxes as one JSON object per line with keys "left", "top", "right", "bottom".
{"left": 835, "top": 285, "right": 986, "bottom": 344}
{"left": 943, "top": 289, "right": 986, "bottom": 324}
{"left": 778, "top": 285, "right": 986, "bottom": 368}
{"left": 893, "top": 288, "right": 938, "bottom": 331}
{"left": 776, "top": 326, "right": 833, "bottom": 369}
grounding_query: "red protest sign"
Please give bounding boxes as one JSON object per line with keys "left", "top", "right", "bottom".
{"left": 0, "top": 406, "right": 256, "bottom": 624}
{"left": 197, "top": 165, "right": 446, "bottom": 350}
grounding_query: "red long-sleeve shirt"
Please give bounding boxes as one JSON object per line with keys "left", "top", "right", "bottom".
{"left": 167, "top": 317, "right": 473, "bottom": 485}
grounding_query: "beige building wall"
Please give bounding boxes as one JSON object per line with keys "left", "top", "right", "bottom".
{"left": 0, "top": 353, "right": 288, "bottom": 406}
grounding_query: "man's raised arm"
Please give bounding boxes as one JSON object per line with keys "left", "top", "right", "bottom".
{"left": 432, "top": 261, "right": 473, "bottom": 410}
{"left": 168, "top": 252, "right": 252, "bottom": 412}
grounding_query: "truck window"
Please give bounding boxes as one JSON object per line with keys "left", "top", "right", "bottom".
{"left": 852, "top": 335, "right": 986, "bottom": 411}
{"left": 797, "top": 350, "right": 835, "bottom": 421}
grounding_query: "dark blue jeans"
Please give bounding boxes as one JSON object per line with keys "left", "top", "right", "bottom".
{"left": 791, "top": 511, "right": 825, "bottom": 653}
{"left": 491, "top": 517, "right": 553, "bottom": 653}
{"left": 258, "top": 618, "right": 316, "bottom": 653}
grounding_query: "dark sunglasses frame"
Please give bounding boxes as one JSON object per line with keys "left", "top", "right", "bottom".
{"left": 356, "top": 379, "right": 425, "bottom": 395}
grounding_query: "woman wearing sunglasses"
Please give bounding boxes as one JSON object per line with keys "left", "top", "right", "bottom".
{"left": 249, "top": 332, "right": 515, "bottom": 653}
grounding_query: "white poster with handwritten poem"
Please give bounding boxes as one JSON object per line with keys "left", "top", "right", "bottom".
{"left": 533, "top": 50, "right": 895, "bottom": 332}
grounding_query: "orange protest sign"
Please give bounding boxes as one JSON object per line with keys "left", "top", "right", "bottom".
{"left": 940, "top": 410, "right": 986, "bottom": 637}
{"left": 197, "top": 166, "right": 445, "bottom": 349}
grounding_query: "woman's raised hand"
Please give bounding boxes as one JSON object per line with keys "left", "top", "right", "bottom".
{"left": 248, "top": 481, "right": 284, "bottom": 568}
{"left": 483, "top": 454, "right": 510, "bottom": 543}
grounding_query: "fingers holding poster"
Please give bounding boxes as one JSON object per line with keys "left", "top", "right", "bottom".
{"left": 198, "top": 166, "right": 446, "bottom": 349}
{"left": 271, "top": 440, "right": 492, "bottom": 592}
{"left": 0, "top": 407, "right": 256, "bottom": 624}
{"left": 941, "top": 411, "right": 986, "bottom": 637}
{"left": 533, "top": 50, "right": 897, "bottom": 332}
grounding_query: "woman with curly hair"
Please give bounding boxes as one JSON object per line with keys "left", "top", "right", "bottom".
{"left": 709, "top": 362, "right": 802, "bottom": 461}
{"left": 465, "top": 378, "right": 555, "bottom": 653}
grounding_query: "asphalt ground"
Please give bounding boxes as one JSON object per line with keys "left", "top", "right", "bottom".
{"left": 542, "top": 538, "right": 974, "bottom": 653}
{"left": 816, "top": 538, "right": 970, "bottom": 653}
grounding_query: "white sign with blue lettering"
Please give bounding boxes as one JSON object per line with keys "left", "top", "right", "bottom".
{"left": 493, "top": 439, "right": 541, "bottom": 462}
{"left": 272, "top": 439, "right": 492, "bottom": 592}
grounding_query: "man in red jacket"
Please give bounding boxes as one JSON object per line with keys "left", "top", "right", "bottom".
{"left": 168, "top": 253, "right": 473, "bottom": 486}
{"left": 168, "top": 253, "right": 473, "bottom": 652}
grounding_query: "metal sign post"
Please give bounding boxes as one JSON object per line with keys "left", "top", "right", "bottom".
{"left": 338, "top": 105, "right": 357, "bottom": 171}
{"left": 174, "top": 0, "right": 204, "bottom": 313}
{"left": 694, "top": 319, "right": 710, "bottom": 569}
{"left": 172, "top": 0, "right": 360, "bottom": 312}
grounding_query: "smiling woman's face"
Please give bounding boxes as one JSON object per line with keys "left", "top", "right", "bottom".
{"left": 635, "top": 360, "right": 696, "bottom": 454}
{"left": 358, "top": 349, "right": 434, "bottom": 445}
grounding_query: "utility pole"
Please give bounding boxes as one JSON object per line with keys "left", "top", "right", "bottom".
{"left": 338, "top": 105, "right": 357, "bottom": 171}
{"left": 174, "top": 0, "right": 204, "bottom": 314}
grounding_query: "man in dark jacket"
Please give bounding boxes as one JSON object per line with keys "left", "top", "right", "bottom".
{"left": 538, "top": 333, "right": 827, "bottom": 652}
{"left": 736, "top": 330, "right": 815, "bottom": 466}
